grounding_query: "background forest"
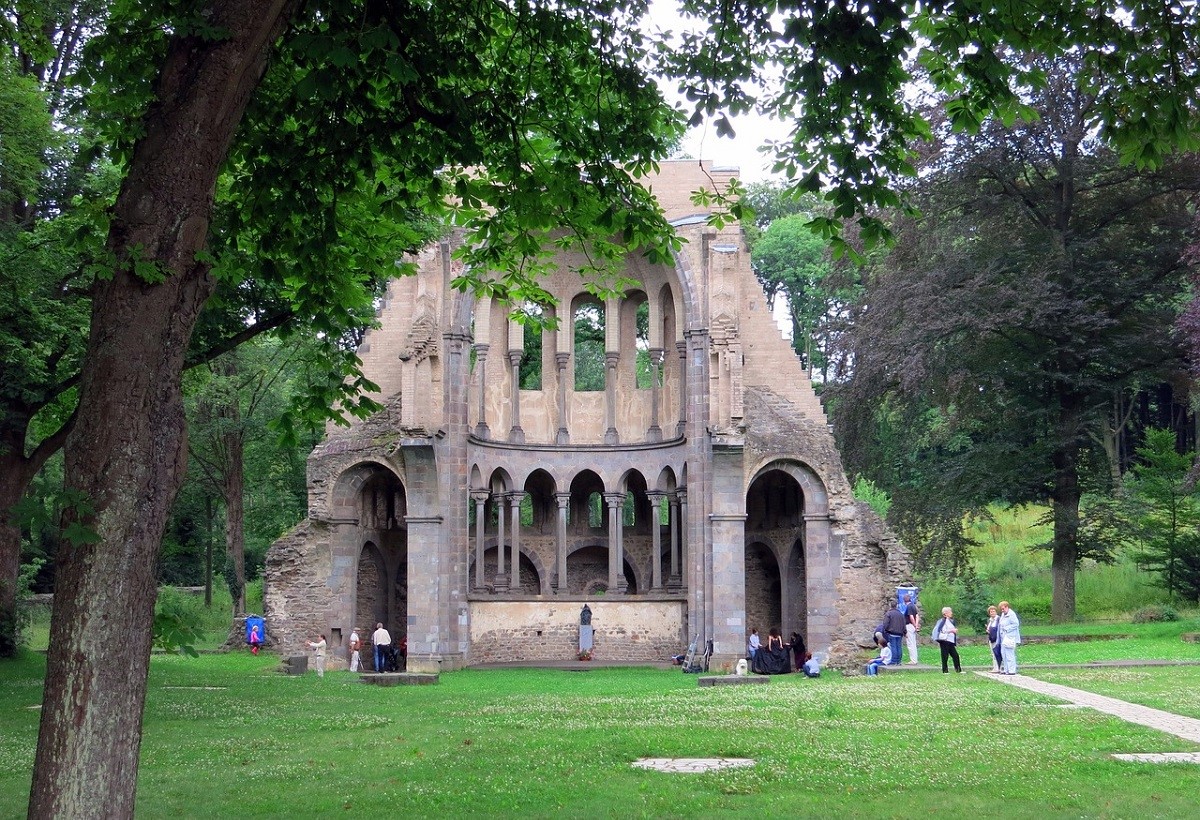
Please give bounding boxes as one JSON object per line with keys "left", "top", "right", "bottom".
{"left": 749, "top": 59, "right": 1200, "bottom": 627}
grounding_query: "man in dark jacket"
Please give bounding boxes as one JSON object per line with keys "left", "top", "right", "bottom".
{"left": 883, "top": 604, "right": 906, "bottom": 666}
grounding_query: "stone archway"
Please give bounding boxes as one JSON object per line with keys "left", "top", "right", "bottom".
{"left": 356, "top": 543, "right": 387, "bottom": 628}
{"left": 745, "top": 464, "right": 816, "bottom": 644}
{"left": 744, "top": 541, "right": 782, "bottom": 636}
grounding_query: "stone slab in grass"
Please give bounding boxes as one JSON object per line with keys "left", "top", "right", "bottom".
{"left": 1112, "top": 752, "right": 1200, "bottom": 764}
{"left": 633, "top": 758, "right": 756, "bottom": 773}
{"left": 360, "top": 672, "right": 439, "bottom": 686}
{"left": 697, "top": 674, "right": 769, "bottom": 687}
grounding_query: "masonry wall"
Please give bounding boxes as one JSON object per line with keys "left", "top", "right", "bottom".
{"left": 469, "top": 599, "right": 685, "bottom": 663}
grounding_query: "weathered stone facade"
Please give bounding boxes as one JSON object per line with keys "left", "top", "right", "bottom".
{"left": 264, "top": 161, "right": 911, "bottom": 672}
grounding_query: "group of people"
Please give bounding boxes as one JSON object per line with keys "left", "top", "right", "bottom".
{"left": 747, "top": 627, "right": 820, "bottom": 677}
{"left": 929, "top": 600, "right": 1022, "bottom": 674}
{"left": 348, "top": 623, "right": 407, "bottom": 673}
{"left": 866, "top": 595, "right": 1021, "bottom": 676}
{"left": 296, "top": 622, "right": 409, "bottom": 678}
{"left": 865, "top": 593, "right": 921, "bottom": 674}
{"left": 986, "top": 601, "right": 1022, "bottom": 674}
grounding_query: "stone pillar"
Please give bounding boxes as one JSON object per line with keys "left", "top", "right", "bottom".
{"left": 603, "top": 351, "right": 620, "bottom": 444}
{"left": 509, "top": 492, "right": 525, "bottom": 590}
{"left": 678, "top": 487, "right": 688, "bottom": 593}
{"left": 555, "top": 352, "right": 571, "bottom": 444}
{"left": 555, "top": 492, "right": 570, "bottom": 592}
{"left": 604, "top": 492, "right": 623, "bottom": 592}
{"left": 648, "top": 491, "right": 665, "bottom": 590}
{"left": 668, "top": 491, "right": 682, "bottom": 591}
{"left": 647, "top": 348, "right": 663, "bottom": 442}
{"left": 711, "top": 442, "right": 746, "bottom": 671}
{"left": 804, "top": 513, "right": 838, "bottom": 658}
{"left": 472, "top": 491, "right": 489, "bottom": 591}
{"left": 507, "top": 350, "right": 525, "bottom": 443}
{"left": 675, "top": 340, "right": 687, "bottom": 438}
{"left": 474, "top": 344, "right": 490, "bottom": 439}
{"left": 494, "top": 493, "right": 508, "bottom": 592}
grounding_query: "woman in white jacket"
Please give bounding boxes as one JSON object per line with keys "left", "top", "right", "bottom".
{"left": 997, "top": 601, "right": 1022, "bottom": 675}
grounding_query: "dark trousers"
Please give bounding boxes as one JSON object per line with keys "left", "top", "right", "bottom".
{"left": 992, "top": 642, "right": 1002, "bottom": 668}
{"left": 938, "top": 640, "right": 961, "bottom": 672}
{"left": 374, "top": 644, "right": 389, "bottom": 672}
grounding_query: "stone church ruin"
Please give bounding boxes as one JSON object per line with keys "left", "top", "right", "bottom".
{"left": 264, "top": 161, "right": 910, "bottom": 672}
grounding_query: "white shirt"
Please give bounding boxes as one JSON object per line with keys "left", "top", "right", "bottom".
{"left": 373, "top": 627, "right": 392, "bottom": 646}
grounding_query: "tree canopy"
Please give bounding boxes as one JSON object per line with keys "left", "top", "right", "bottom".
{"left": 833, "top": 57, "right": 1199, "bottom": 620}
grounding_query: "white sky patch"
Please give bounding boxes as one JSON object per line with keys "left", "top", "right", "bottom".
{"left": 646, "top": 0, "right": 791, "bottom": 183}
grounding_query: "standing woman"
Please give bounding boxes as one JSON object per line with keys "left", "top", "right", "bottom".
{"left": 998, "top": 601, "right": 1022, "bottom": 674}
{"left": 986, "top": 606, "right": 1001, "bottom": 672}
{"left": 931, "top": 607, "right": 962, "bottom": 673}
{"left": 306, "top": 634, "right": 327, "bottom": 678}
{"left": 790, "top": 631, "right": 807, "bottom": 671}
{"left": 348, "top": 627, "right": 362, "bottom": 673}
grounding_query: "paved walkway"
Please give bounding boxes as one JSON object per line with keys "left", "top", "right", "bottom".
{"left": 979, "top": 671, "right": 1200, "bottom": 744}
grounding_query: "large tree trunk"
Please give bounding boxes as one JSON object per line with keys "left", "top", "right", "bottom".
{"left": 1050, "top": 398, "right": 1084, "bottom": 624}
{"left": 0, "top": 450, "right": 29, "bottom": 656}
{"left": 28, "top": 4, "right": 295, "bottom": 816}
{"left": 0, "top": 473, "right": 25, "bottom": 657}
{"left": 0, "top": 433, "right": 59, "bottom": 658}
{"left": 223, "top": 424, "right": 246, "bottom": 616}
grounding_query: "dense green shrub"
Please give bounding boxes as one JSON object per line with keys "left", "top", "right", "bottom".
{"left": 853, "top": 477, "right": 892, "bottom": 519}
{"left": 1132, "top": 605, "right": 1179, "bottom": 623}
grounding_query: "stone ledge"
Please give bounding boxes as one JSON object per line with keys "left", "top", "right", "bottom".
{"left": 697, "top": 675, "right": 769, "bottom": 687}
{"left": 360, "top": 672, "right": 439, "bottom": 686}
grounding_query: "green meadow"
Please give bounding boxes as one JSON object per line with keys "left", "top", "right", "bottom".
{"left": 3, "top": 627, "right": 1200, "bottom": 819}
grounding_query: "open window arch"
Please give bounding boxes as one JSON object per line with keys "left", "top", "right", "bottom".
{"left": 572, "top": 297, "right": 605, "bottom": 392}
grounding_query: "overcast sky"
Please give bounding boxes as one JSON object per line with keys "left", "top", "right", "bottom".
{"left": 645, "top": 1, "right": 790, "bottom": 184}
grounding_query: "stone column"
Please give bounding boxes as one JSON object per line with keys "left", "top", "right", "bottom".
{"left": 668, "top": 491, "right": 682, "bottom": 591}
{"left": 472, "top": 490, "right": 489, "bottom": 591}
{"left": 555, "top": 352, "right": 571, "bottom": 444}
{"left": 507, "top": 350, "right": 525, "bottom": 443}
{"left": 675, "top": 340, "right": 687, "bottom": 438}
{"left": 616, "top": 493, "right": 627, "bottom": 594}
{"left": 604, "top": 492, "right": 623, "bottom": 592}
{"left": 678, "top": 487, "right": 688, "bottom": 592}
{"left": 647, "top": 348, "right": 663, "bottom": 442}
{"left": 494, "top": 493, "right": 508, "bottom": 592}
{"left": 474, "top": 344, "right": 490, "bottom": 439}
{"left": 648, "top": 491, "right": 665, "bottom": 590}
{"left": 555, "top": 492, "right": 570, "bottom": 592}
{"left": 603, "top": 351, "right": 620, "bottom": 444}
{"left": 509, "top": 491, "right": 525, "bottom": 591}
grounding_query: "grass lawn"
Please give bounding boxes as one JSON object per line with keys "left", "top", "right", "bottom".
{"left": 1026, "top": 666, "right": 1200, "bottom": 721}
{"left": 4, "top": 636, "right": 1200, "bottom": 819}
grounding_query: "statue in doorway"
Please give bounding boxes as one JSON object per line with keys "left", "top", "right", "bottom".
{"left": 580, "top": 604, "right": 592, "bottom": 626}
